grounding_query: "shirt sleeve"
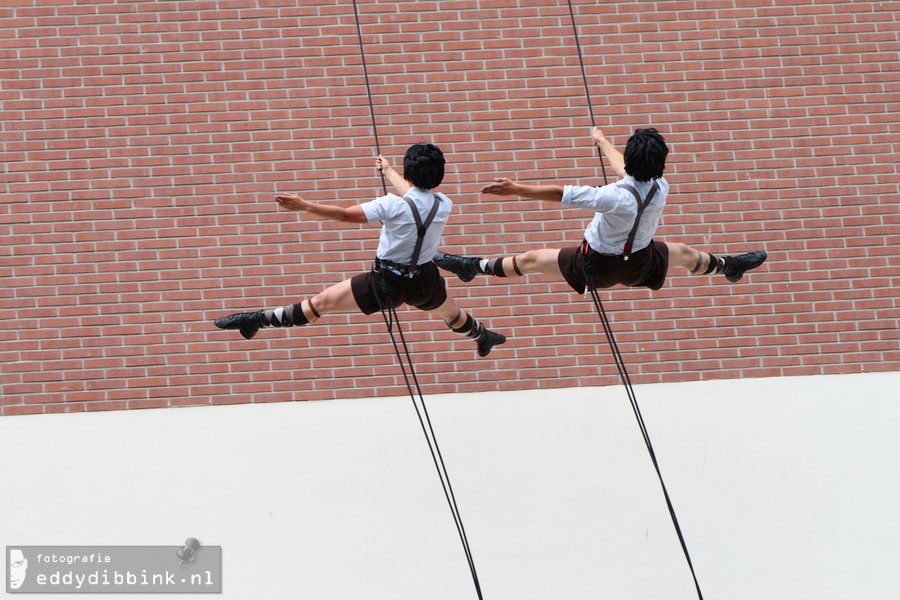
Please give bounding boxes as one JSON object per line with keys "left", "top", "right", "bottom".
{"left": 360, "top": 194, "right": 397, "bottom": 224}
{"left": 561, "top": 183, "right": 619, "bottom": 213}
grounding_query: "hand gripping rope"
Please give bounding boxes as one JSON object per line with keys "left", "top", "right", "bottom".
{"left": 565, "top": 1, "right": 705, "bottom": 598}
{"left": 350, "top": 1, "right": 485, "bottom": 598}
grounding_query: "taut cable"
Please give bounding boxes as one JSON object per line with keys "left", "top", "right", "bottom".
{"left": 565, "top": 0, "right": 609, "bottom": 186}
{"left": 567, "top": 0, "right": 704, "bottom": 596}
{"left": 351, "top": 1, "right": 484, "bottom": 597}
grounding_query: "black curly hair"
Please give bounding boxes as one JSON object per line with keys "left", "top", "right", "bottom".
{"left": 623, "top": 128, "right": 668, "bottom": 182}
{"left": 403, "top": 143, "right": 445, "bottom": 190}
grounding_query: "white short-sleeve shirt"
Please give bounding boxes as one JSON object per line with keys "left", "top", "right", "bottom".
{"left": 562, "top": 175, "right": 669, "bottom": 255}
{"left": 360, "top": 186, "right": 452, "bottom": 265}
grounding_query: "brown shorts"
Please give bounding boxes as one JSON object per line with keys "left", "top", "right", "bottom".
{"left": 558, "top": 240, "right": 670, "bottom": 292}
{"left": 350, "top": 261, "right": 448, "bottom": 315}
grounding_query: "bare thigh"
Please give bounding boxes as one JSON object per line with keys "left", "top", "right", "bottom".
{"left": 512, "top": 248, "right": 563, "bottom": 277}
{"left": 308, "top": 278, "right": 360, "bottom": 317}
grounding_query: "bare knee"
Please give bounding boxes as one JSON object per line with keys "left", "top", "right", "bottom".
{"left": 430, "top": 297, "right": 461, "bottom": 323}
{"left": 309, "top": 292, "right": 330, "bottom": 314}
{"left": 668, "top": 243, "right": 691, "bottom": 262}
{"left": 667, "top": 242, "right": 709, "bottom": 271}
{"left": 307, "top": 278, "right": 356, "bottom": 318}
{"left": 515, "top": 248, "right": 560, "bottom": 276}
{"left": 516, "top": 250, "right": 542, "bottom": 270}
{"left": 664, "top": 243, "right": 692, "bottom": 268}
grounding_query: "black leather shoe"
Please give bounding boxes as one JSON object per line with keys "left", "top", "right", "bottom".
{"left": 723, "top": 250, "right": 768, "bottom": 282}
{"left": 476, "top": 330, "right": 506, "bottom": 357}
{"left": 433, "top": 251, "right": 482, "bottom": 283}
{"left": 214, "top": 311, "right": 266, "bottom": 340}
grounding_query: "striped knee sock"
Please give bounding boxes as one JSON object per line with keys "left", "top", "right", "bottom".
{"left": 263, "top": 301, "right": 313, "bottom": 328}
{"left": 479, "top": 257, "right": 522, "bottom": 277}
{"left": 447, "top": 310, "right": 489, "bottom": 343}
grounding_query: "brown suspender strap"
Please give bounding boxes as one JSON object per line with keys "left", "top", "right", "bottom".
{"left": 401, "top": 194, "right": 441, "bottom": 272}
{"left": 616, "top": 181, "right": 659, "bottom": 260}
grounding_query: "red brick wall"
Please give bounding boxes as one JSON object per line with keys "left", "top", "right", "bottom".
{"left": 2, "top": 1, "right": 898, "bottom": 415}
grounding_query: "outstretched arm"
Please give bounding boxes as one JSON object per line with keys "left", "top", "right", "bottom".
{"left": 481, "top": 178, "right": 565, "bottom": 203}
{"left": 376, "top": 155, "right": 410, "bottom": 196}
{"left": 275, "top": 194, "right": 368, "bottom": 224}
{"left": 273, "top": 156, "right": 402, "bottom": 224}
{"left": 591, "top": 127, "right": 626, "bottom": 178}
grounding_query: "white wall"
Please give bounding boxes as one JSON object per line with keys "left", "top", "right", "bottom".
{"left": 2, "top": 372, "right": 899, "bottom": 599}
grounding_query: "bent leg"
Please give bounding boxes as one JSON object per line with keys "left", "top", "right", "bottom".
{"left": 430, "top": 295, "right": 463, "bottom": 323}
{"left": 428, "top": 296, "right": 506, "bottom": 357}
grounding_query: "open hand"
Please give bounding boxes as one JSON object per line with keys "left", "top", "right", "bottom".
{"left": 275, "top": 194, "right": 310, "bottom": 212}
{"left": 481, "top": 177, "right": 518, "bottom": 196}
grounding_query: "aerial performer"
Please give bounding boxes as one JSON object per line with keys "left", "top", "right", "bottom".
{"left": 214, "top": 143, "right": 507, "bottom": 357}
{"left": 434, "top": 127, "right": 768, "bottom": 293}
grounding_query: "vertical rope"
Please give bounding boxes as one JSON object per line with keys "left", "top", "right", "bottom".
{"left": 351, "top": 0, "right": 387, "bottom": 195}
{"left": 564, "top": 0, "right": 608, "bottom": 185}
{"left": 584, "top": 275, "right": 705, "bottom": 600}
{"left": 567, "top": 1, "right": 704, "bottom": 597}
{"left": 375, "top": 299, "right": 484, "bottom": 600}
{"left": 351, "top": 1, "right": 483, "bottom": 597}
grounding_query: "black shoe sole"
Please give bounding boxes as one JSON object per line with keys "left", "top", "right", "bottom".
{"left": 238, "top": 326, "right": 259, "bottom": 340}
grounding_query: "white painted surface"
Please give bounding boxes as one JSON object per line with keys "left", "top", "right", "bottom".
{"left": 1, "top": 372, "right": 898, "bottom": 599}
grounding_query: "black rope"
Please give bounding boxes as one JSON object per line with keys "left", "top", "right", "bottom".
{"left": 567, "top": 1, "right": 704, "bottom": 597}
{"left": 583, "top": 269, "right": 704, "bottom": 599}
{"left": 564, "top": 0, "right": 608, "bottom": 186}
{"left": 351, "top": 0, "right": 387, "bottom": 195}
{"left": 351, "top": 1, "right": 483, "bottom": 597}
{"left": 373, "top": 289, "right": 484, "bottom": 600}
